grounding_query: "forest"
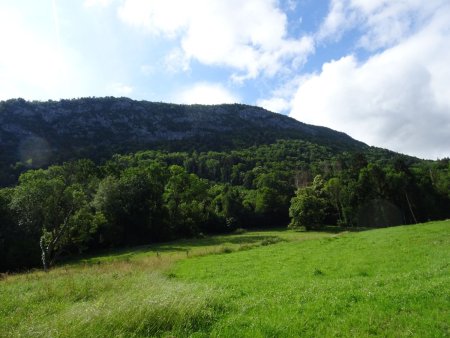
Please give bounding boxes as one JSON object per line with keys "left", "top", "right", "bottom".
{"left": 1, "top": 139, "right": 449, "bottom": 272}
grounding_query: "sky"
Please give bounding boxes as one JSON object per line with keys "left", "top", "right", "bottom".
{"left": 0, "top": 0, "right": 449, "bottom": 159}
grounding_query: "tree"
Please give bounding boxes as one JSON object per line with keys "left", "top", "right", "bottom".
{"left": 289, "top": 175, "right": 327, "bottom": 230}
{"left": 92, "top": 175, "right": 123, "bottom": 245}
{"left": 93, "top": 163, "right": 168, "bottom": 246}
{"left": 210, "top": 184, "right": 244, "bottom": 229}
{"left": 254, "top": 172, "right": 292, "bottom": 226}
{"left": 0, "top": 188, "right": 41, "bottom": 271}
{"left": 325, "top": 177, "right": 348, "bottom": 225}
{"left": 10, "top": 168, "right": 96, "bottom": 271}
{"left": 164, "top": 165, "right": 209, "bottom": 236}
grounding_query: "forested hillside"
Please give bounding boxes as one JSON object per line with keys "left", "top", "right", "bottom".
{"left": 0, "top": 97, "right": 365, "bottom": 186}
{"left": 1, "top": 138, "right": 449, "bottom": 272}
{"left": 0, "top": 98, "right": 449, "bottom": 272}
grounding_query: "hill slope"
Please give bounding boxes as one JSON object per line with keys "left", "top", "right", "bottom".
{"left": 1, "top": 220, "right": 448, "bottom": 337}
{"left": 0, "top": 97, "right": 366, "bottom": 184}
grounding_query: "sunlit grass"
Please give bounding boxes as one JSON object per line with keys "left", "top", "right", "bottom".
{"left": 0, "top": 229, "right": 326, "bottom": 337}
{"left": 1, "top": 221, "right": 449, "bottom": 337}
{"left": 173, "top": 221, "right": 450, "bottom": 337}
{"left": 1, "top": 268, "right": 222, "bottom": 337}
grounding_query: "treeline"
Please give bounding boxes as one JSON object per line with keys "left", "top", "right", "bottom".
{"left": 1, "top": 140, "right": 449, "bottom": 271}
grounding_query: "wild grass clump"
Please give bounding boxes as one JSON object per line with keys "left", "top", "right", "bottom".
{"left": 313, "top": 268, "right": 325, "bottom": 276}
{"left": 0, "top": 263, "right": 224, "bottom": 337}
{"left": 0, "top": 229, "right": 295, "bottom": 337}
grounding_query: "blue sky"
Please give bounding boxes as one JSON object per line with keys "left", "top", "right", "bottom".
{"left": 0, "top": 0, "right": 449, "bottom": 159}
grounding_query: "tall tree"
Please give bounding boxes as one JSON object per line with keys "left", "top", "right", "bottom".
{"left": 164, "top": 165, "right": 209, "bottom": 236}
{"left": 94, "top": 163, "right": 168, "bottom": 245}
{"left": 10, "top": 168, "right": 96, "bottom": 270}
{"left": 289, "top": 175, "right": 328, "bottom": 230}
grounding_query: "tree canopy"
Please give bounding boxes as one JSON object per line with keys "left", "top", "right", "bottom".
{"left": 1, "top": 140, "right": 448, "bottom": 271}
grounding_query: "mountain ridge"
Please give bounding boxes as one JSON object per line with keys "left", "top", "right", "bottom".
{"left": 0, "top": 97, "right": 368, "bottom": 185}
{"left": 0, "top": 97, "right": 364, "bottom": 146}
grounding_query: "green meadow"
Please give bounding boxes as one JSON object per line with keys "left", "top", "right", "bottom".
{"left": 1, "top": 220, "right": 449, "bottom": 337}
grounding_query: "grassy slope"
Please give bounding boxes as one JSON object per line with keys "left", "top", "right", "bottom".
{"left": 174, "top": 221, "right": 450, "bottom": 337}
{"left": 1, "top": 221, "right": 449, "bottom": 337}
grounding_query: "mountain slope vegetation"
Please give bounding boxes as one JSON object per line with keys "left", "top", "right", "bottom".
{"left": 0, "top": 97, "right": 365, "bottom": 186}
{"left": 0, "top": 98, "right": 449, "bottom": 272}
{"left": 1, "top": 138, "right": 448, "bottom": 272}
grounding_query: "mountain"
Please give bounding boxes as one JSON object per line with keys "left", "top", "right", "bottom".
{"left": 0, "top": 97, "right": 366, "bottom": 185}
{"left": 2, "top": 98, "right": 447, "bottom": 273}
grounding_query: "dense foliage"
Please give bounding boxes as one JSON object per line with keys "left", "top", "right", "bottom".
{"left": 1, "top": 140, "right": 449, "bottom": 271}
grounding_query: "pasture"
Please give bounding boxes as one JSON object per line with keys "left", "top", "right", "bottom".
{"left": 1, "top": 221, "right": 448, "bottom": 337}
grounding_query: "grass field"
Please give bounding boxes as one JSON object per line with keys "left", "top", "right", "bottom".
{"left": 1, "top": 221, "right": 449, "bottom": 337}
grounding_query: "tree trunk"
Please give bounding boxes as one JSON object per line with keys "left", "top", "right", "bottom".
{"left": 39, "top": 209, "right": 73, "bottom": 271}
{"left": 405, "top": 191, "right": 418, "bottom": 224}
{"left": 40, "top": 237, "right": 49, "bottom": 272}
{"left": 339, "top": 200, "right": 349, "bottom": 226}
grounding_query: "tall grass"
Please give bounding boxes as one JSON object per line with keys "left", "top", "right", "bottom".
{"left": 1, "top": 261, "right": 221, "bottom": 337}
{"left": 1, "top": 230, "right": 311, "bottom": 337}
{"left": 1, "top": 222, "right": 448, "bottom": 337}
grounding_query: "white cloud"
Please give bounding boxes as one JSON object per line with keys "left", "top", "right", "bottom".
{"left": 175, "top": 83, "right": 239, "bottom": 105}
{"left": 117, "top": 0, "right": 314, "bottom": 81}
{"left": 290, "top": 4, "right": 450, "bottom": 159}
{"left": 256, "top": 76, "right": 304, "bottom": 114}
{"left": 318, "top": 0, "right": 445, "bottom": 50}
{"left": 317, "top": 0, "right": 351, "bottom": 42}
{"left": 257, "top": 97, "right": 290, "bottom": 114}
{"left": 164, "top": 48, "right": 190, "bottom": 73}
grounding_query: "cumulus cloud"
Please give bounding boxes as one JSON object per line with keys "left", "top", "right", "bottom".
{"left": 175, "top": 83, "right": 239, "bottom": 105}
{"left": 257, "top": 97, "right": 291, "bottom": 114}
{"left": 117, "top": 0, "right": 314, "bottom": 81}
{"left": 290, "top": 3, "right": 450, "bottom": 159}
{"left": 318, "top": 0, "right": 445, "bottom": 50}
{"left": 257, "top": 76, "right": 304, "bottom": 113}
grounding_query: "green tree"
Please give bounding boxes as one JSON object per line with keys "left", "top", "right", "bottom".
{"left": 164, "top": 165, "right": 209, "bottom": 236}
{"left": 254, "top": 172, "right": 292, "bottom": 226}
{"left": 10, "top": 168, "right": 96, "bottom": 270}
{"left": 0, "top": 188, "right": 41, "bottom": 271}
{"left": 325, "top": 177, "right": 348, "bottom": 225}
{"left": 93, "top": 163, "right": 168, "bottom": 246}
{"left": 289, "top": 175, "right": 327, "bottom": 230}
{"left": 210, "top": 184, "right": 244, "bottom": 229}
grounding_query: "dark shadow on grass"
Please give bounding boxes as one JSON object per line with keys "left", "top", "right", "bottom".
{"left": 171, "top": 235, "right": 281, "bottom": 247}
{"left": 311, "top": 225, "right": 372, "bottom": 233}
{"left": 60, "top": 234, "right": 284, "bottom": 266}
